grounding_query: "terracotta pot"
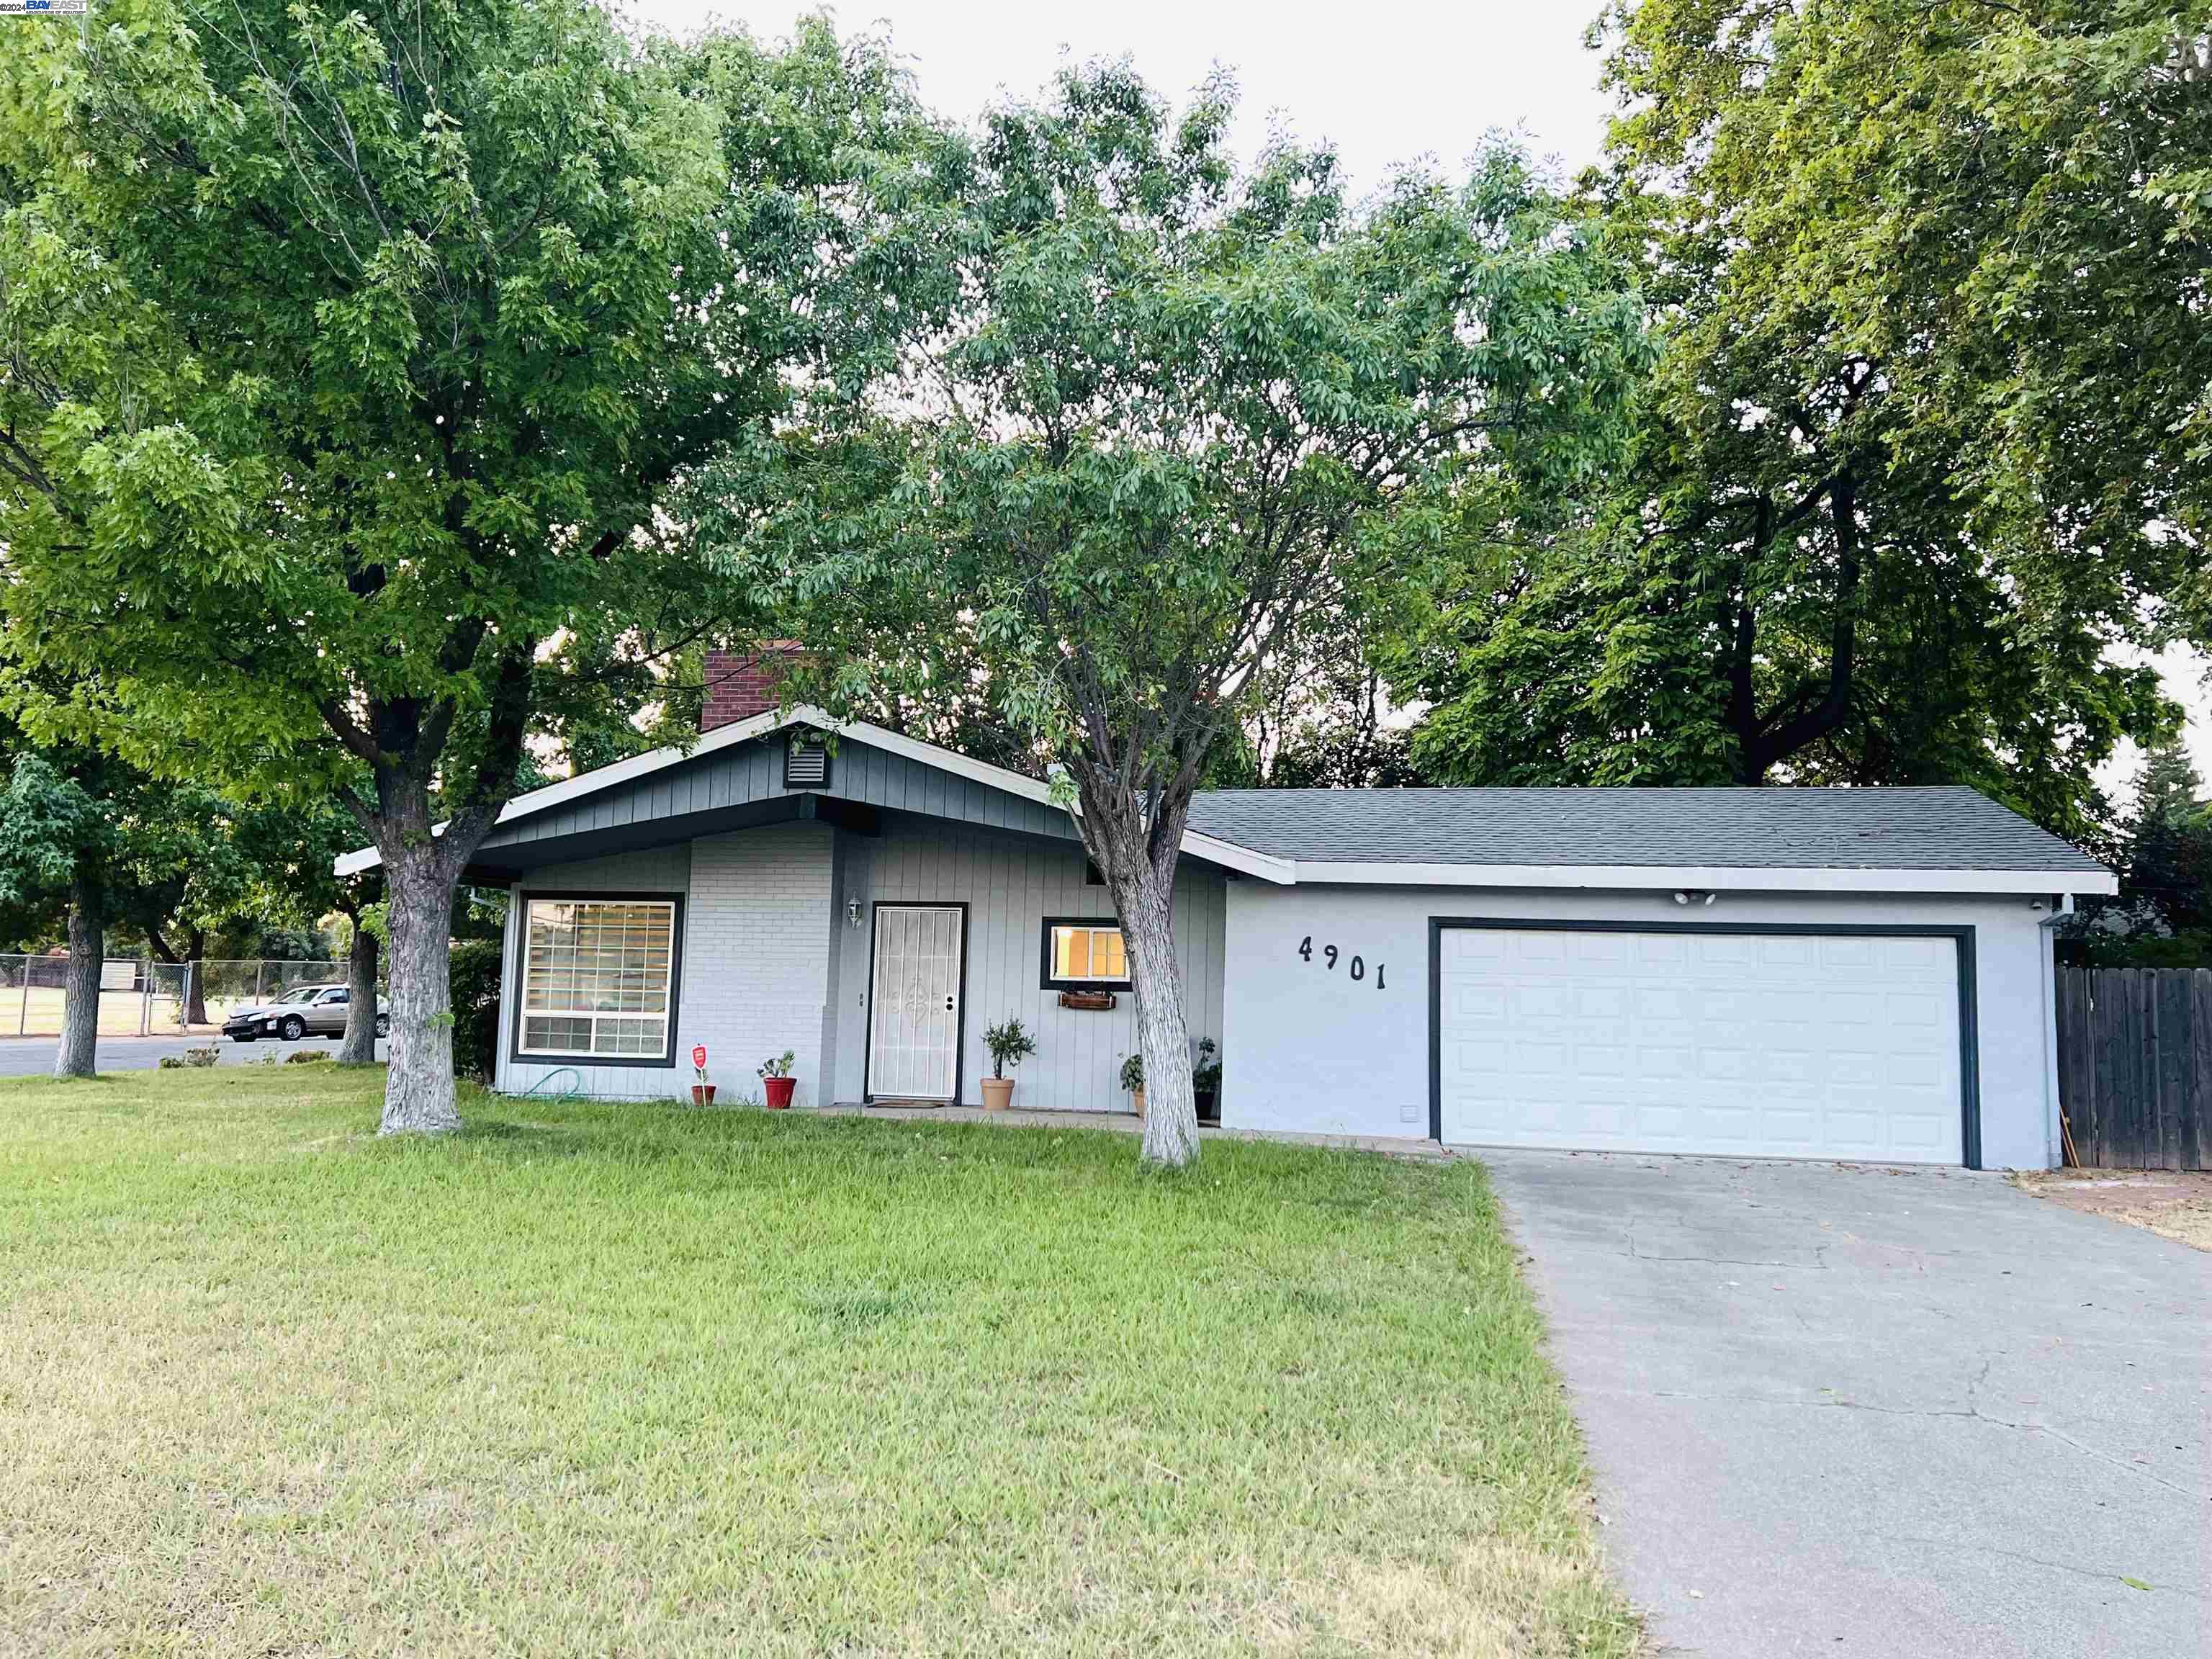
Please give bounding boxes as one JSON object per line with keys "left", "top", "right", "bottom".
{"left": 763, "top": 1075, "right": 796, "bottom": 1110}
{"left": 691, "top": 1084, "right": 716, "bottom": 1106}
{"left": 1130, "top": 1087, "right": 1146, "bottom": 1120}
{"left": 981, "top": 1076, "right": 1015, "bottom": 1112}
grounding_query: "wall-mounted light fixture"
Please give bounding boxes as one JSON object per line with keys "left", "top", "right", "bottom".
{"left": 1672, "top": 889, "right": 1719, "bottom": 907}
{"left": 847, "top": 899, "right": 864, "bottom": 928}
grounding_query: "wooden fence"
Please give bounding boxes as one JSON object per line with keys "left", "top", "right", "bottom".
{"left": 2053, "top": 967, "right": 2211, "bottom": 1170}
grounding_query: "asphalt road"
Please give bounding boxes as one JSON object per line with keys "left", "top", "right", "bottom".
{"left": 0, "top": 1033, "right": 388, "bottom": 1076}
{"left": 1485, "top": 1151, "right": 2204, "bottom": 1659}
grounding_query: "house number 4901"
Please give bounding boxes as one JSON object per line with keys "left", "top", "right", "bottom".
{"left": 1297, "top": 935, "right": 1384, "bottom": 989}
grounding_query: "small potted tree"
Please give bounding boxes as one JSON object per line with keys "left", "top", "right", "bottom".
{"left": 1119, "top": 1051, "right": 1144, "bottom": 1119}
{"left": 982, "top": 1017, "right": 1035, "bottom": 1111}
{"left": 1192, "top": 1038, "right": 1220, "bottom": 1123}
{"left": 758, "top": 1050, "right": 796, "bottom": 1110}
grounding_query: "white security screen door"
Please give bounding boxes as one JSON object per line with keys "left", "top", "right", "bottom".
{"left": 1438, "top": 926, "right": 1963, "bottom": 1164}
{"left": 868, "top": 905, "right": 964, "bottom": 1100}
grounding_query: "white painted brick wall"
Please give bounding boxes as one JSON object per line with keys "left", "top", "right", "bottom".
{"left": 681, "top": 823, "right": 835, "bottom": 1105}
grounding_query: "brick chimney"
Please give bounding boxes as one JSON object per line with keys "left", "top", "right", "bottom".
{"left": 701, "top": 642, "right": 804, "bottom": 732}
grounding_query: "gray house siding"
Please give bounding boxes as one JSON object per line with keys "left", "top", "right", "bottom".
{"left": 830, "top": 823, "right": 1227, "bottom": 1113}
{"left": 490, "top": 809, "right": 1229, "bottom": 1116}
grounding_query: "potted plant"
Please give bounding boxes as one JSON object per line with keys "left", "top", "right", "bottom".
{"left": 1119, "top": 1051, "right": 1145, "bottom": 1119}
{"left": 758, "top": 1050, "right": 796, "bottom": 1110}
{"left": 691, "top": 1056, "right": 716, "bottom": 1107}
{"left": 981, "top": 1017, "right": 1035, "bottom": 1111}
{"left": 1192, "top": 1038, "right": 1220, "bottom": 1123}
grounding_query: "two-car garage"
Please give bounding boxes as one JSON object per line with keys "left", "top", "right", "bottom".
{"left": 1431, "top": 922, "right": 1969, "bottom": 1165}
{"left": 1202, "top": 781, "right": 2115, "bottom": 1171}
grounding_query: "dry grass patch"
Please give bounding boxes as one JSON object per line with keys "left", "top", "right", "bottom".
{"left": 0, "top": 1067, "right": 1635, "bottom": 1657}
{"left": 2013, "top": 1169, "right": 2212, "bottom": 1250}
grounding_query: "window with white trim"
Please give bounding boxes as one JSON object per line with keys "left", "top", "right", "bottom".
{"left": 1042, "top": 920, "right": 1130, "bottom": 990}
{"left": 518, "top": 897, "right": 678, "bottom": 1061}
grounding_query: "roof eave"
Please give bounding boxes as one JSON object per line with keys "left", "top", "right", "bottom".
{"left": 1274, "top": 860, "right": 2118, "bottom": 896}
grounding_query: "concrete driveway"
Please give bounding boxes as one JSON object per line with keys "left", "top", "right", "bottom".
{"left": 1484, "top": 1152, "right": 2206, "bottom": 1659}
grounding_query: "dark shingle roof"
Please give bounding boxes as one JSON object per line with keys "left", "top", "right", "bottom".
{"left": 1184, "top": 786, "right": 2107, "bottom": 873}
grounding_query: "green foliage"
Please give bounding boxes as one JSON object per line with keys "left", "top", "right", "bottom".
{"left": 285, "top": 1049, "right": 334, "bottom": 1066}
{"left": 2067, "top": 931, "right": 2212, "bottom": 971}
{"left": 447, "top": 938, "right": 503, "bottom": 1084}
{"left": 707, "top": 71, "right": 1645, "bottom": 830}
{"left": 1192, "top": 1037, "right": 1221, "bottom": 1094}
{"left": 2058, "top": 742, "right": 2212, "bottom": 966}
{"left": 0, "top": 750, "right": 110, "bottom": 917}
{"left": 2126, "top": 745, "right": 2212, "bottom": 938}
{"left": 1119, "top": 1052, "right": 1144, "bottom": 1094}
{"left": 0, "top": 1, "right": 953, "bottom": 1123}
{"left": 757, "top": 1051, "right": 795, "bottom": 1081}
{"left": 1389, "top": 0, "right": 2205, "bottom": 842}
{"left": 983, "top": 1017, "right": 1037, "bottom": 1079}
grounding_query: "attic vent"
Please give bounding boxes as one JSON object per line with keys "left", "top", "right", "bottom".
{"left": 785, "top": 732, "right": 830, "bottom": 788}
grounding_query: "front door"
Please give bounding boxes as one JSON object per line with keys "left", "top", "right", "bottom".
{"left": 867, "top": 904, "right": 965, "bottom": 1101}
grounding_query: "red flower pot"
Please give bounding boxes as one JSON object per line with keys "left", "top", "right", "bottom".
{"left": 690, "top": 1084, "right": 716, "bottom": 1106}
{"left": 763, "top": 1076, "right": 796, "bottom": 1110}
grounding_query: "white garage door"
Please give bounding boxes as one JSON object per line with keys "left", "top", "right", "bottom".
{"left": 1437, "top": 927, "right": 1964, "bottom": 1164}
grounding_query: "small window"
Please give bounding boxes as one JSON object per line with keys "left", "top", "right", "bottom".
{"left": 516, "top": 896, "right": 680, "bottom": 1064}
{"left": 322, "top": 989, "right": 348, "bottom": 1005}
{"left": 1041, "top": 919, "right": 1132, "bottom": 991}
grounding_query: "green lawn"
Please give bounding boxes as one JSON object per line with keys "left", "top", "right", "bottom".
{"left": 0, "top": 1068, "right": 1635, "bottom": 1658}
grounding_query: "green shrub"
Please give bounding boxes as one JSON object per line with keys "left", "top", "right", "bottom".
{"left": 284, "top": 1048, "right": 333, "bottom": 1065}
{"left": 449, "top": 938, "right": 504, "bottom": 1082}
{"left": 983, "top": 1017, "right": 1035, "bottom": 1079}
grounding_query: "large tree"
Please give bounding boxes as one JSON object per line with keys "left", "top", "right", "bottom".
{"left": 709, "top": 68, "right": 1646, "bottom": 1164}
{"left": 0, "top": 1, "right": 945, "bottom": 1129}
{"left": 1388, "top": 0, "right": 2205, "bottom": 839}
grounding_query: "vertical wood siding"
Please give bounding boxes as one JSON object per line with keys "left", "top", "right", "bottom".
{"left": 480, "top": 732, "right": 1079, "bottom": 854}
{"left": 485, "top": 753, "right": 1231, "bottom": 1116}
{"left": 831, "top": 824, "right": 1228, "bottom": 1113}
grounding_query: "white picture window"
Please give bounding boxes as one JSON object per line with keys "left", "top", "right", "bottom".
{"left": 518, "top": 897, "right": 678, "bottom": 1061}
{"left": 1043, "top": 921, "right": 1130, "bottom": 989}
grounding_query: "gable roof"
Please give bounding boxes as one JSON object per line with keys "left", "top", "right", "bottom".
{"left": 331, "top": 705, "right": 1280, "bottom": 881}
{"left": 336, "top": 708, "right": 2115, "bottom": 894}
{"left": 1187, "top": 786, "right": 2110, "bottom": 878}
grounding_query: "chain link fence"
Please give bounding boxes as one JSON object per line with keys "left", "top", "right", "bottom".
{"left": 0, "top": 956, "right": 341, "bottom": 1035}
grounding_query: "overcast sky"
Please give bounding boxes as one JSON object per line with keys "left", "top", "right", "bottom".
{"left": 631, "top": 0, "right": 2208, "bottom": 793}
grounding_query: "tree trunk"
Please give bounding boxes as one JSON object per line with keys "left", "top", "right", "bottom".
{"left": 53, "top": 865, "right": 102, "bottom": 1079}
{"left": 1114, "top": 860, "right": 1201, "bottom": 1166}
{"left": 337, "top": 921, "right": 380, "bottom": 1067}
{"left": 379, "top": 841, "right": 460, "bottom": 1133}
{"left": 183, "top": 928, "right": 208, "bottom": 1028}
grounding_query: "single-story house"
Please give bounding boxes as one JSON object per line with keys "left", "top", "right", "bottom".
{"left": 338, "top": 668, "right": 2116, "bottom": 1170}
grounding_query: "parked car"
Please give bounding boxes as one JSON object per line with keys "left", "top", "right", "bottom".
{"left": 223, "top": 984, "right": 388, "bottom": 1043}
